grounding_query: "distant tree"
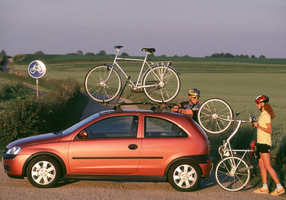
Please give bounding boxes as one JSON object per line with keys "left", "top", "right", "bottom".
{"left": 120, "top": 52, "right": 129, "bottom": 57}
{"left": 174, "top": 55, "right": 178, "bottom": 57}
{"left": 224, "top": 53, "right": 234, "bottom": 58}
{"left": 238, "top": 54, "right": 249, "bottom": 58}
{"left": 34, "top": 51, "right": 44, "bottom": 55}
{"left": 85, "top": 52, "right": 95, "bottom": 56}
{"left": 259, "top": 55, "right": 266, "bottom": 59}
{"left": 0, "top": 54, "right": 5, "bottom": 66}
{"left": 0, "top": 50, "right": 7, "bottom": 56}
{"left": 211, "top": 52, "right": 225, "bottom": 58}
{"left": 160, "top": 54, "right": 167, "bottom": 57}
{"left": 183, "top": 55, "right": 190, "bottom": 57}
{"left": 251, "top": 55, "right": 256, "bottom": 59}
{"left": 77, "top": 50, "right": 83, "bottom": 55}
{"left": 96, "top": 50, "right": 107, "bottom": 56}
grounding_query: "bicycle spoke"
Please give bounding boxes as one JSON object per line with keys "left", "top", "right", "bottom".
{"left": 85, "top": 65, "right": 121, "bottom": 102}
{"left": 198, "top": 99, "right": 233, "bottom": 134}
{"left": 215, "top": 157, "right": 250, "bottom": 191}
{"left": 143, "top": 66, "right": 180, "bottom": 103}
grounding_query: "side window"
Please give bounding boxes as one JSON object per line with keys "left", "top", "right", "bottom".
{"left": 85, "top": 116, "right": 138, "bottom": 139}
{"left": 145, "top": 117, "right": 188, "bottom": 137}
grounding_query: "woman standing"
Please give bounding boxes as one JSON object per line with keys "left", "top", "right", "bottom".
{"left": 252, "top": 95, "right": 284, "bottom": 196}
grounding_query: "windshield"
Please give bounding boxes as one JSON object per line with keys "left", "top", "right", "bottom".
{"left": 61, "top": 113, "right": 101, "bottom": 135}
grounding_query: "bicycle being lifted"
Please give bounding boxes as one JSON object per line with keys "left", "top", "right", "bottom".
{"left": 84, "top": 46, "right": 181, "bottom": 103}
{"left": 197, "top": 98, "right": 257, "bottom": 192}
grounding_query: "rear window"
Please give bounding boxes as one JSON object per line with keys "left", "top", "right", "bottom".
{"left": 145, "top": 116, "right": 188, "bottom": 137}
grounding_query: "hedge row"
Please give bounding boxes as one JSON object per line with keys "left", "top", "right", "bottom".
{"left": 0, "top": 78, "right": 87, "bottom": 145}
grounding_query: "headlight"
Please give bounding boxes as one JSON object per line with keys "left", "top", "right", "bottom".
{"left": 6, "top": 146, "right": 22, "bottom": 155}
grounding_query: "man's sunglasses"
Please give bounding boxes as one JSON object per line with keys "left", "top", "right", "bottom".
{"left": 189, "top": 95, "right": 199, "bottom": 99}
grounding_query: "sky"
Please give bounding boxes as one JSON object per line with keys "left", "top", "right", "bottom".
{"left": 1, "top": 0, "right": 286, "bottom": 58}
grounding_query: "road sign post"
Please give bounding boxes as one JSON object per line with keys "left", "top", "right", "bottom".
{"left": 28, "top": 60, "right": 46, "bottom": 99}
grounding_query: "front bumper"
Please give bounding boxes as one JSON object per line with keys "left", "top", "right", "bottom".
{"left": 2, "top": 153, "right": 30, "bottom": 177}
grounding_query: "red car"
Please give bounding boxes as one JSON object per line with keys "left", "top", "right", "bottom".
{"left": 2, "top": 109, "right": 212, "bottom": 192}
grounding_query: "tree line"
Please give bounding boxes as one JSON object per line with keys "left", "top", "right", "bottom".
{"left": 1, "top": 49, "right": 267, "bottom": 59}
{"left": 206, "top": 52, "right": 266, "bottom": 59}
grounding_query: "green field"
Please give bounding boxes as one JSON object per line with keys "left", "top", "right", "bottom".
{"left": 10, "top": 56, "right": 286, "bottom": 138}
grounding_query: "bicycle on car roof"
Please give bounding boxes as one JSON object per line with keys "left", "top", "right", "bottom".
{"left": 84, "top": 46, "right": 181, "bottom": 103}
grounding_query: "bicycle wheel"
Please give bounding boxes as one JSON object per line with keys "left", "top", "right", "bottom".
{"left": 198, "top": 98, "right": 233, "bottom": 134}
{"left": 84, "top": 65, "right": 122, "bottom": 103}
{"left": 142, "top": 66, "right": 180, "bottom": 103}
{"left": 215, "top": 156, "right": 251, "bottom": 192}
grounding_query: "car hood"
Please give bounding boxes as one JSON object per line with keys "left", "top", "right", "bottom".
{"left": 6, "top": 133, "right": 61, "bottom": 148}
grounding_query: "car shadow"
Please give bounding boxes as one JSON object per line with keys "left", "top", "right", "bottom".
{"left": 57, "top": 178, "right": 80, "bottom": 187}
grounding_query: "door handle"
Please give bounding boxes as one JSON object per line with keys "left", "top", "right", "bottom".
{"left": 128, "top": 144, "right": 138, "bottom": 150}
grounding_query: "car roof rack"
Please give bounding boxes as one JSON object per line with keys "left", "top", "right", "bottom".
{"left": 100, "top": 101, "right": 176, "bottom": 113}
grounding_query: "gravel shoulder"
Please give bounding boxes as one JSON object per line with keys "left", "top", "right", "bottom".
{"left": 1, "top": 163, "right": 284, "bottom": 200}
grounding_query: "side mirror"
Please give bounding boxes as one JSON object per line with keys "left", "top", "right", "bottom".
{"left": 78, "top": 130, "right": 87, "bottom": 139}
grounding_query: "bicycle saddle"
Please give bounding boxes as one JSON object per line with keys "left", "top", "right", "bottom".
{"left": 114, "top": 45, "right": 123, "bottom": 49}
{"left": 141, "top": 48, "right": 156, "bottom": 54}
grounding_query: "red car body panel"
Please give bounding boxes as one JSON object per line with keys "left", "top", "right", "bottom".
{"left": 2, "top": 110, "right": 212, "bottom": 186}
{"left": 69, "top": 138, "right": 141, "bottom": 174}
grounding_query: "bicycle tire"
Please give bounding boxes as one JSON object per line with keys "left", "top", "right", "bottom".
{"left": 84, "top": 65, "right": 122, "bottom": 103}
{"left": 215, "top": 156, "right": 251, "bottom": 192}
{"left": 142, "top": 65, "right": 180, "bottom": 103}
{"left": 198, "top": 98, "right": 233, "bottom": 134}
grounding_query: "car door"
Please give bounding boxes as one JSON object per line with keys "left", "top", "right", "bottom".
{"left": 140, "top": 116, "right": 189, "bottom": 175}
{"left": 69, "top": 115, "right": 141, "bottom": 175}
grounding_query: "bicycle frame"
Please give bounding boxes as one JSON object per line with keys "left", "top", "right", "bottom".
{"left": 105, "top": 47, "right": 171, "bottom": 89}
{"left": 218, "top": 117, "right": 255, "bottom": 171}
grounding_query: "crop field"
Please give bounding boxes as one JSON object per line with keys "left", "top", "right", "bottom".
{"left": 11, "top": 57, "right": 286, "bottom": 135}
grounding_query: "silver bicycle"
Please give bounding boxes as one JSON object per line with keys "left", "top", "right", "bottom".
{"left": 84, "top": 46, "right": 181, "bottom": 103}
{"left": 197, "top": 98, "right": 256, "bottom": 191}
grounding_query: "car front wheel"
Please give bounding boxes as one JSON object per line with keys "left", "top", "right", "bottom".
{"left": 26, "top": 156, "right": 60, "bottom": 188}
{"left": 168, "top": 161, "right": 201, "bottom": 192}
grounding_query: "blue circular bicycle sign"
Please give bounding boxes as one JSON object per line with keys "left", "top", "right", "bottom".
{"left": 28, "top": 60, "right": 46, "bottom": 79}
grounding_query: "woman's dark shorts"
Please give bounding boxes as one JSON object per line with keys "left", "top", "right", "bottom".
{"left": 256, "top": 143, "right": 271, "bottom": 159}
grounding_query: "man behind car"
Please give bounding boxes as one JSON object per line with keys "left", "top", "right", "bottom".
{"left": 171, "top": 88, "right": 201, "bottom": 122}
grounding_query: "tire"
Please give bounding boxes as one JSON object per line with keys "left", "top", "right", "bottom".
{"left": 142, "top": 66, "right": 180, "bottom": 103}
{"left": 26, "top": 156, "right": 60, "bottom": 188}
{"left": 215, "top": 156, "right": 251, "bottom": 192}
{"left": 168, "top": 161, "right": 201, "bottom": 192}
{"left": 197, "top": 98, "right": 233, "bottom": 135}
{"left": 84, "top": 65, "right": 122, "bottom": 103}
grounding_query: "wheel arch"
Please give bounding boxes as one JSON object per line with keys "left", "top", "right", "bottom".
{"left": 164, "top": 156, "right": 203, "bottom": 181}
{"left": 22, "top": 152, "right": 67, "bottom": 178}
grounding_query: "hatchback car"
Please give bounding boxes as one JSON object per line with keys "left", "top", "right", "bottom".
{"left": 2, "top": 109, "right": 212, "bottom": 192}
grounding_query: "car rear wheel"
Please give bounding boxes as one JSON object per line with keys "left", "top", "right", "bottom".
{"left": 26, "top": 156, "right": 60, "bottom": 188}
{"left": 168, "top": 161, "right": 201, "bottom": 192}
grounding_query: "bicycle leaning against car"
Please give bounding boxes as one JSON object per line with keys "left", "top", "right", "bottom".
{"left": 197, "top": 98, "right": 258, "bottom": 192}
